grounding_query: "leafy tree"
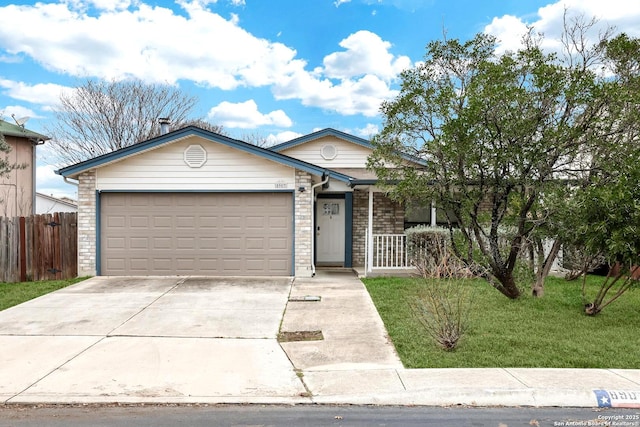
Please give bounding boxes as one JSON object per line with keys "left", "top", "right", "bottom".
{"left": 47, "top": 78, "right": 205, "bottom": 165}
{"left": 369, "top": 28, "right": 618, "bottom": 299}
{"left": 554, "top": 33, "right": 640, "bottom": 315}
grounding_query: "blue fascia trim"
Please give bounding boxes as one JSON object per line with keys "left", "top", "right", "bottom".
{"left": 349, "top": 179, "right": 380, "bottom": 187}
{"left": 95, "top": 190, "right": 101, "bottom": 276}
{"left": 345, "top": 192, "right": 353, "bottom": 268}
{"left": 291, "top": 194, "right": 296, "bottom": 276}
{"left": 270, "top": 128, "right": 373, "bottom": 152}
{"left": 56, "top": 126, "right": 354, "bottom": 183}
{"left": 97, "top": 189, "right": 296, "bottom": 193}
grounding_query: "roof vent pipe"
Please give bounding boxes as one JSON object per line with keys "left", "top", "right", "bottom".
{"left": 158, "top": 117, "right": 171, "bottom": 135}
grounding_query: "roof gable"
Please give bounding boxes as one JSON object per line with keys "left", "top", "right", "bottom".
{"left": 270, "top": 128, "right": 373, "bottom": 152}
{"left": 56, "top": 126, "right": 355, "bottom": 183}
{"left": 271, "top": 127, "right": 427, "bottom": 169}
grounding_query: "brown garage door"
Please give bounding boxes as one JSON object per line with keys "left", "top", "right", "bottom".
{"left": 100, "top": 192, "right": 293, "bottom": 276}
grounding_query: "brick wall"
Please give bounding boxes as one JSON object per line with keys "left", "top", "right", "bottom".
{"left": 295, "top": 171, "right": 313, "bottom": 277}
{"left": 77, "top": 171, "right": 97, "bottom": 276}
{"left": 352, "top": 190, "right": 404, "bottom": 267}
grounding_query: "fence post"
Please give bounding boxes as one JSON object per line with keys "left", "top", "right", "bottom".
{"left": 19, "top": 217, "right": 26, "bottom": 282}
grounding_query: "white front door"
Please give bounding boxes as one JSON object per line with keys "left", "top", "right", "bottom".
{"left": 316, "top": 199, "right": 345, "bottom": 265}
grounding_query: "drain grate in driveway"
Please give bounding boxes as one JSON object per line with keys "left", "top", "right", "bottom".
{"left": 288, "top": 295, "right": 321, "bottom": 302}
{"left": 278, "top": 330, "right": 324, "bottom": 342}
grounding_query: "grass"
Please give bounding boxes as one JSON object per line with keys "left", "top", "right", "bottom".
{"left": 0, "top": 277, "right": 90, "bottom": 311}
{"left": 363, "top": 275, "right": 640, "bottom": 369}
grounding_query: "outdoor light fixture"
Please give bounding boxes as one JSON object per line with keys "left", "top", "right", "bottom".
{"left": 298, "top": 186, "right": 306, "bottom": 192}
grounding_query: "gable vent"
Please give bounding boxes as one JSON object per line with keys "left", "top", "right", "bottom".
{"left": 320, "top": 144, "right": 337, "bottom": 160}
{"left": 184, "top": 144, "right": 207, "bottom": 168}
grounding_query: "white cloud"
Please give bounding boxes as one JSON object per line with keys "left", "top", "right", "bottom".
{"left": 355, "top": 123, "right": 379, "bottom": 138}
{"left": 270, "top": 31, "right": 409, "bottom": 117}
{"left": 0, "top": 1, "right": 299, "bottom": 90}
{"left": 334, "top": 0, "right": 351, "bottom": 6}
{"left": 0, "top": 2, "right": 410, "bottom": 119}
{"left": 207, "top": 99, "right": 293, "bottom": 128}
{"left": 0, "top": 79, "right": 70, "bottom": 108}
{"left": 265, "top": 131, "right": 302, "bottom": 145}
{"left": 323, "top": 30, "right": 411, "bottom": 81}
{"left": 273, "top": 67, "right": 397, "bottom": 117}
{"left": 85, "top": 0, "right": 134, "bottom": 12}
{"left": 1, "top": 106, "right": 39, "bottom": 121}
{"left": 485, "top": 0, "right": 640, "bottom": 54}
{"left": 484, "top": 15, "right": 530, "bottom": 55}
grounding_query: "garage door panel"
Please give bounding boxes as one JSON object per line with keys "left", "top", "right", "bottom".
{"left": 106, "top": 237, "right": 126, "bottom": 250}
{"left": 200, "top": 237, "right": 218, "bottom": 249}
{"left": 246, "top": 217, "right": 265, "bottom": 228}
{"left": 130, "top": 216, "right": 150, "bottom": 228}
{"left": 246, "top": 237, "right": 264, "bottom": 250}
{"left": 269, "top": 216, "right": 288, "bottom": 229}
{"left": 199, "top": 216, "right": 219, "bottom": 229}
{"left": 269, "top": 237, "right": 288, "bottom": 250}
{"left": 101, "top": 192, "right": 292, "bottom": 276}
{"left": 130, "top": 237, "right": 149, "bottom": 249}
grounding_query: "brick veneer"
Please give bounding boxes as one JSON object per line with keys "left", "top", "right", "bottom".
{"left": 77, "top": 171, "right": 97, "bottom": 276}
{"left": 295, "top": 170, "right": 313, "bottom": 277}
{"left": 352, "top": 190, "right": 404, "bottom": 267}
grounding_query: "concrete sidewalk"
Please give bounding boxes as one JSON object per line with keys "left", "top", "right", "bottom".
{"left": 0, "top": 271, "right": 639, "bottom": 408}
{"left": 279, "top": 269, "right": 640, "bottom": 408}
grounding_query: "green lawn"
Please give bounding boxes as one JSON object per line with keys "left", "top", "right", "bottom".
{"left": 0, "top": 277, "right": 90, "bottom": 311}
{"left": 363, "top": 275, "right": 640, "bottom": 369}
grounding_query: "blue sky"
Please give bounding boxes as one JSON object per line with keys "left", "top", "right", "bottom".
{"left": 1, "top": 0, "right": 638, "bottom": 199}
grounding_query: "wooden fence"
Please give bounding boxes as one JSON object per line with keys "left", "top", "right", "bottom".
{"left": 0, "top": 212, "right": 77, "bottom": 283}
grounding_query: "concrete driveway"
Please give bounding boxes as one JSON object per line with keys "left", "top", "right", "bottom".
{"left": 0, "top": 276, "right": 307, "bottom": 404}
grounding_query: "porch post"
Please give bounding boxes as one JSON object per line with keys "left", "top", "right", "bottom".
{"left": 430, "top": 199, "right": 437, "bottom": 227}
{"left": 367, "top": 187, "right": 374, "bottom": 273}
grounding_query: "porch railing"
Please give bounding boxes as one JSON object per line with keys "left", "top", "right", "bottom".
{"left": 364, "top": 233, "right": 412, "bottom": 271}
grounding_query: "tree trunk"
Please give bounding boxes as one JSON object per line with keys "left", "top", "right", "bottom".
{"left": 495, "top": 272, "right": 522, "bottom": 299}
{"left": 531, "top": 239, "right": 562, "bottom": 298}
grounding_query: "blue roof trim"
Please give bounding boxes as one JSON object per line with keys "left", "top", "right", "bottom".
{"left": 55, "top": 126, "right": 355, "bottom": 184}
{"left": 270, "top": 128, "right": 373, "bottom": 152}
{"left": 270, "top": 127, "right": 427, "bottom": 167}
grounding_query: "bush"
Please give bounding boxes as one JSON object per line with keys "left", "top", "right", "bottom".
{"left": 409, "top": 277, "right": 474, "bottom": 351}
{"left": 405, "top": 226, "right": 474, "bottom": 278}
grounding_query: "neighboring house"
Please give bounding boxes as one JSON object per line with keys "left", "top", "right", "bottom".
{"left": 35, "top": 192, "right": 78, "bottom": 214}
{"left": 0, "top": 119, "right": 50, "bottom": 217}
{"left": 57, "top": 127, "right": 426, "bottom": 278}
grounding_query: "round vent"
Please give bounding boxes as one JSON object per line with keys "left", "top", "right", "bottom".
{"left": 320, "top": 144, "right": 337, "bottom": 160}
{"left": 184, "top": 144, "right": 207, "bottom": 168}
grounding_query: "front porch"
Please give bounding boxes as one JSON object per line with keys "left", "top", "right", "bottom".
{"left": 312, "top": 185, "right": 435, "bottom": 278}
{"left": 363, "top": 232, "right": 417, "bottom": 277}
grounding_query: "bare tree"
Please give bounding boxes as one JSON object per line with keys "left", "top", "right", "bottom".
{"left": 46, "top": 79, "right": 200, "bottom": 165}
{"left": 179, "top": 119, "right": 225, "bottom": 135}
{"left": 240, "top": 131, "right": 277, "bottom": 148}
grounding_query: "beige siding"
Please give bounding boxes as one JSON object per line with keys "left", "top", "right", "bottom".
{"left": 0, "top": 136, "right": 34, "bottom": 217}
{"left": 279, "top": 136, "right": 372, "bottom": 168}
{"left": 96, "top": 137, "right": 295, "bottom": 191}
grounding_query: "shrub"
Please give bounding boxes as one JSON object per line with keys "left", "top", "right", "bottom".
{"left": 409, "top": 277, "right": 474, "bottom": 351}
{"left": 406, "top": 226, "right": 475, "bottom": 278}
